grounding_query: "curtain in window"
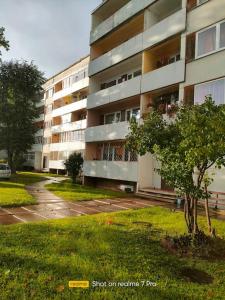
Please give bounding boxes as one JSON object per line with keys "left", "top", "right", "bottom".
{"left": 198, "top": 26, "right": 216, "bottom": 56}
{"left": 194, "top": 78, "right": 225, "bottom": 105}
{"left": 220, "top": 22, "right": 225, "bottom": 48}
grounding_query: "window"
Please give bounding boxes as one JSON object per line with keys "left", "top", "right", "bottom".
{"left": 197, "top": 26, "right": 216, "bottom": 57}
{"left": 198, "top": 0, "right": 208, "bottom": 4}
{"left": 194, "top": 78, "right": 225, "bottom": 105}
{"left": 126, "top": 108, "right": 140, "bottom": 121}
{"left": 104, "top": 113, "right": 115, "bottom": 124}
{"left": 196, "top": 20, "right": 225, "bottom": 58}
{"left": 220, "top": 22, "right": 225, "bottom": 48}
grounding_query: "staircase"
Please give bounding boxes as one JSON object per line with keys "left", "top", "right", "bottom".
{"left": 137, "top": 188, "right": 177, "bottom": 204}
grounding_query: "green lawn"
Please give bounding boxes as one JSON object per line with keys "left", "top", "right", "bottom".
{"left": 0, "top": 172, "right": 48, "bottom": 207}
{"left": 46, "top": 180, "right": 128, "bottom": 201}
{"left": 0, "top": 207, "right": 225, "bottom": 299}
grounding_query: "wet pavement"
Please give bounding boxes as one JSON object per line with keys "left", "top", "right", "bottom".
{"left": 0, "top": 177, "right": 225, "bottom": 225}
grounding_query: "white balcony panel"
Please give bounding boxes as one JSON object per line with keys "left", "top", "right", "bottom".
{"left": 141, "top": 60, "right": 185, "bottom": 94}
{"left": 91, "top": 16, "right": 114, "bottom": 44}
{"left": 84, "top": 161, "right": 138, "bottom": 182}
{"left": 87, "top": 76, "right": 141, "bottom": 109}
{"left": 51, "top": 119, "right": 87, "bottom": 134}
{"left": 31, "top": 144, "right": 42, "bottom": 152}
{"left": 49, "top": 160, "right": 65, "bottom": 170}
{"left": 35, "top": 129, "right": 43, "bottom": 136}
{"left": 35, "top": 114, "right": 44, "bottom": 122}
{"left": 143, "top": 9, "right": 186, "bottom": 51}
{"left": 53, "top": 78, "right": 89, "bottom": 101}
{"left": 36, "top": 99, "right": 45, "bottom": 107}
{"left": 52, "top": 99, "right": 87, "bottom": 117}
{"left": 89, "top": 34, "right": 143, "bottom": 76}
{"left": 90, "top": 0, "right": 155, "bottom": 44}
{"left": 50, "top": 142, "right": 85, "bottom": 152}
{"left": 85, "top": 121, "right": 129, "bottom": 143}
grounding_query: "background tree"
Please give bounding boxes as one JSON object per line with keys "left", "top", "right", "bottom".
{"left": 0, "top": 60, "right": 45, "bottom": 172}
{"left": 64, "top": 152, "right": 84, "bottom": 184}
{"left": 127, "top": 97, "right": 225, "bottom": 236}
{"left": 0, "top": 27, "right": 9, "bottom": 57}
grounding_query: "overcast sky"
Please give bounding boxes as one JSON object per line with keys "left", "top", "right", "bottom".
{"left": 0, "top": 0, "right": 101, "bottom": 78}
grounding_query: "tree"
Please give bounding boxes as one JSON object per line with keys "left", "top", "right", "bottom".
{"left": 64, "top": 152, "right": 84, "bottom": 184}
{"left": 0, "top": 61, "right": 45, "bottom": 172}
{"left": 0, "top": 27, "right": 9, "bottom": 57}
{"left": 126, "top": 97, "right": 225, "bottom": 236}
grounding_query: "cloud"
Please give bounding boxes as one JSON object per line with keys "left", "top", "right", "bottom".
{"left": 0, "top": 0, "right": 100, "bottom": 77}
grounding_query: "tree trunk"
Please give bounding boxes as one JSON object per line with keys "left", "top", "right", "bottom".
{"left": 193, "top": 198, "right": 199, "bottom": 235}
{"left": 184, "top": 194, "right": 193, "bottom": 233}
{"left": 204, "top": 185, "right": 213, "bottom": 235}
{"left": 7, "top": 150, "right": 16, "bottom": 173}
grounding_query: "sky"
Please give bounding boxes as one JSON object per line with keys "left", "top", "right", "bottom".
{"left": 0, "top": 0, "right": 101, "bottom": 78}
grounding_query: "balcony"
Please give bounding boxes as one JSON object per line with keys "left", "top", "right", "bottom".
{"left": 85, "top": 121, "right": 129, "bottom": 143}
{"left": 84, "top": 160, "right": 138, "bottom": 182}
{"left": 50, "top": 141, "right": 85, "bottom": 152}
{"left": 141, "top": 60, "right": 185, "bottom": 94}
{"left": 143, "top": 8, "right": 186, "bottom": 50}
{"left": 89, "top": 8, "right": 186, "bottom": 76}
{"left": 49, "top": 160, "right": 65, "bottom": 170}
{"left": 87, "top": 76, "right": 141, "bottom": 109}
{"left": 89, "top": 33, "right": 143, "bottom": 76}
{"left": 52, "top": 99, "right": 87, "bottom": 117}
{"left": 53, "top": 78, "right": 89, "bottom": 101}
{"left": 51, "top": 119, "right": 87, "bottom": 134}
{"left": 90, "top": 0, "right": 155, "bottom": 44}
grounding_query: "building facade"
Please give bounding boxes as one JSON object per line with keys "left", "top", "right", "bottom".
{"left": 84, "top": 0, "right": 225, "bottom": 193}
{"left": 35, "top": 56, "right": 90, "bottom": 174}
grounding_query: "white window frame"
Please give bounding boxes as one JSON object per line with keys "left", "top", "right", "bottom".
{"left": 104, "top": 111, "right": 121, "bottom": 125}
{"left": 197, "top": 0, "right": 208, "bottom": 5}
{"left": 194, "top": 77, "right": 225, "bottom": 105}
{"left": 196, "top": 20, "right": 225, "bottom": 59}
{"left": 125, "top": 107, "right": 140, "bottom": 121}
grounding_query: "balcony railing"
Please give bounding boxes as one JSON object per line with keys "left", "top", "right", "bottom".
{"left": 85, "top": 121, "right": 130, "bottom": 142}
{"left": 52, "top": 98, "right": 87, "bottom": 117}
{"left": 53, "top": 78, "right": 89, "bottom": 101}
{"left": 141, "top": 60, "right": 185, "bottom": 94}
{"left": 84, "top": 160, "right": 138, "bottom": 182}
{"left": 87, "top": 76, "right": 141, "bottom": 109}
{"left": 51, "top": 119, "right": 87, "bottom": 134}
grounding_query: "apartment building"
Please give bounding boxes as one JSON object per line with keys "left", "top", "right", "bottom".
{"left": 84, "top": 0, "right": 225, "bottom": 193}
{"left": 39, "top": 56, "right": 89, "bottom": 174}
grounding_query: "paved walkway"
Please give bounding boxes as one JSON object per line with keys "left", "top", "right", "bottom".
{"left": 0, "top": 177, "right": 224, "bottom": 225}
{"left": 0, "top": 177, "right": 174, "bottom": 225}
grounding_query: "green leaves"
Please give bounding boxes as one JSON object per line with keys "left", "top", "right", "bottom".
{"left": 0, "top": 61, "right": 45, "bottom": 170}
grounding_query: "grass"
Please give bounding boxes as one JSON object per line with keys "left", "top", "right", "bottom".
{"left": 0, "top": 207, "right": 225, "bottom": 299}
{"left": 0, "top": 172, "right": 48, "bottom": 207}
{"left": 46, "top": 180, "right": 128, "bottom": 202}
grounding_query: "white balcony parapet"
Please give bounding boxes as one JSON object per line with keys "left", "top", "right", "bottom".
{"left": 50, "top": 141, "right": 85, "bottom": 152}
{"left": 51, "top": 119, "right": 87, "bottom": 134}
{"left": 53, "top": 78, "right": 89, "bottom": 101}
{"left": 49, "top": 160, "right": 65, "bottom": 170}
{"left": 35, "top": 114, "right": 44, "bottom": 122}
{"left": 87, "top": 76, "right": 141, "bottom": 109}
{"left": 84, "top": 160, "right": 138, "bottom": 182}
{"left": 85, "top": 121, "right": 130, "bottom": 142}
{"left": 31, "top": 144, "right": 42, "bottom": 152}
{"left": 89, "top": 9, "right": 186, "bottom": 76}
{"left": 90, "top": 0, "right": 155, "bottom": 44}
{"left": 89, "top": 33, "right": 143, "bottom": 76}
{"left": 141, "top": 60, "right": 185, "bottom": 94}
{"left": 143, "top": 8, "right": 186, "bottom": 50}
{"left": 52, "top": 99, "right": 87, "bottom": 117}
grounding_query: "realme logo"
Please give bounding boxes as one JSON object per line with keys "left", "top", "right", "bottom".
{"left": 69, "top": 281, "right": 89, "bottom": 288}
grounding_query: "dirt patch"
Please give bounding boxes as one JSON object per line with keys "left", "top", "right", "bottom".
{"left": 180, "top": 267, "right": 214, "bottom": 284}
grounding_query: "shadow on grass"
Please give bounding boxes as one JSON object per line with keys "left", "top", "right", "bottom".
{"left": 0, "top": 219, "right": 201, "bottom": 299}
